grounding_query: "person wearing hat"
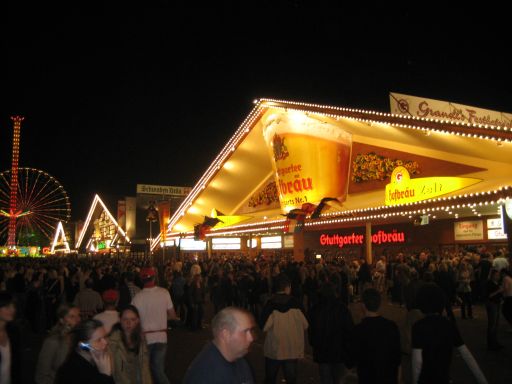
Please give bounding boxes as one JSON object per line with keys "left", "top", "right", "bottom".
{"left": 94, "top": 289, "right": 120, "bottom": 335}
{"left": 132, "top": 266, "right": 179, "bottom": 384}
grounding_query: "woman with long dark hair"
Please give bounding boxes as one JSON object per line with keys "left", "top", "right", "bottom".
{"left": 55, "top": 319, "right": 114, "bottom": 384}
{"left": 108, "top": 305, "right": 152, "bottom": 384}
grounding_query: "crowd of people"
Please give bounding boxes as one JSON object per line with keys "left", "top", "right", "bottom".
{"left": 0, "top": 245, "right": 510, "bottom": 383}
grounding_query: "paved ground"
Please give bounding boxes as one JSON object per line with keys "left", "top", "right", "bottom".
{"left": 22, "top": 297, "right": 512, "bottom": 384}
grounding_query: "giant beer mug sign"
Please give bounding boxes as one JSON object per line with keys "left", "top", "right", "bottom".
{"left": 263, "top": 111, "right": 353, "bottom": 212}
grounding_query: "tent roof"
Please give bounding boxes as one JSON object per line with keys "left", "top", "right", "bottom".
{"left": 155, "top": 98, "right": 512, "bottom": 245}
{"left": 75, "top": 194, "right": 130, "bottom": 250}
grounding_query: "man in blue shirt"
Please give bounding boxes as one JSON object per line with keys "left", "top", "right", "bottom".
{"left": 183, "top": 307, "right": 256, "bottom": 384}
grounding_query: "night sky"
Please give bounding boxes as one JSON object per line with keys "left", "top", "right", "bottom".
{"left": 3, "top": 1, "right": 511, "bottom": 221}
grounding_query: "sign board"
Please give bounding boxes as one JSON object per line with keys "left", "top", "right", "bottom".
{"left": 487, "top": 218, "right": 503, "bottom": 229}
{"left": 488, "top": 229, "right": 507, "bottom": 240}
{"left": 390, "top": 92, "right": 512, "bottom": 129}
{"left": 179, "top": 238, "right": 206, "bottom": 251}
{"left": 385, "top": 166, "right": 481, "bottom": 206}
{"left": 137, "top": 184, "right": 192, "bottom": 197}
{"left": 488, "top": 213, "right": 508, "bottom": 240}
{"left": 454, "top": 220, "right": 484, "bottom": 241}
{"left": 319, "top": 229, "right": 406, "bottom": 248}
{"left": 284, "top": 235, "right": 294, "bottom": 248}
{"left": 261, "top": 236, "right": 282, "bottom": 249}
{"left": 161, "top": 239, "right": 175, "bottom": 247}
{"left": 246, "top": 238, "right": 258, "bottom": 248}
{"left": 211, "top": 237, "right": 241, "bottom": 250}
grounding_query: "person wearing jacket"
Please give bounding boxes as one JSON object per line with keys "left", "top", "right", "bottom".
{"left": 308, "top": 281, "right": 354, "bottom": 384}
{"left": 35, "top": 303, "right": 81, "bottom": 384}
{"left": 108, "top": 305, "right": 152, "bottom": 384}
{"left": 260, "top": 273, "right": 308, "bottom": 384}
{"left": 55, "top": 319, "right": 114, "bottom": 384}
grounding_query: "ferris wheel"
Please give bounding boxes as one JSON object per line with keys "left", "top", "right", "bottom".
{"left": 0, "top": 168, "right": 71, "bottom": 246}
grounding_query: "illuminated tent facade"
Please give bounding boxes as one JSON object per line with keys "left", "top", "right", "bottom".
{"left": 152, "top": 98, "right": 512, "bottom": 260}
{"left": 76, "top": 194, "right": 131, "bottom": 253}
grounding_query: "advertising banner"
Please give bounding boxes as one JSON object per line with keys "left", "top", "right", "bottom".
{"left": 318, "top": 230, "right": 406, "bottom": 248}
{"left": 488, "top": 229, "right": 507, "bottom": 240}
{"left": 117, "top": 200, "right": 126, "bottom": 229}
{"left": 125, "top": 197, "right": 136, "bottom": 239}
{"left": 390, "top": 92, "right": 512, "bottom": 129}
{"left": 487, "top": 217, "right": 506, "bottom": 241}
{"left": 157, "top": 200, "right": 171, "bottom": 241}
{"left": 454, "top": 220, "right": 484, "bottom": 241}
{"left": 137, "top": 184, "right": 191, "bottom": 197}
{"left": 262, "top": 111, "right": 352, "bottom": 212}
{"left": 385, "top": 166, "right": 481, "bottom": 206}
{"left": 487, "top": 218, "right": 503, "bottom": 229}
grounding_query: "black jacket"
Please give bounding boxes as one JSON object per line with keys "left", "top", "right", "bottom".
{"left": 308, "top": 294, "right": 354, "bottom": 363}
{"left": 56, "top": 351, "right": 114, "bottom": 384}
{"left": 259, "top": 293, "right": 303, "bottom": 329}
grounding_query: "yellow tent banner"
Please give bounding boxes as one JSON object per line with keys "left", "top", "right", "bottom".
{"left": 385, "top": 166, "right": 481, "bottom": 206}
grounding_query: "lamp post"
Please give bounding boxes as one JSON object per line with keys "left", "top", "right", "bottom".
{"left": 157, "top": 200, "right": 171, "bottom": 265}
{"left": 146, "top": 201, "right": 158, "bottom": 258}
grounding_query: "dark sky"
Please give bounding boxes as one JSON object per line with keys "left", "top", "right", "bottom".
{"left": 2, "top": 1, "right": 511, "bottom": 221}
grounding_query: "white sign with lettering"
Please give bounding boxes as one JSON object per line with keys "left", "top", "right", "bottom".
{"left": 488, "top": 229, "right": 508, "bottom": 240}
{"left": 179, "top": 238, "right": 206, "bottom": 250}
{"left": 389, "top": 92, "right": 512, "bottom": 129}
{"left": 487, "top": 218, "right": 503, "bottom": 229}
{"left": 454, "top": 220, "right": 484, "bottom": 241}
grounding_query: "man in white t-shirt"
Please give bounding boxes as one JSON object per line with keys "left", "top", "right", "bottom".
{"left": 132, "top": 267, "right": 179, "bottom": 384}
{"left": 93, "top": 289, "right": 120, "bottom": 335}
{"left": 492, "top": 253, "right": 509, "bottom": 272}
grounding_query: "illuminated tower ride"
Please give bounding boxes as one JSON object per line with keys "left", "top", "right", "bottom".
{"left": 7, "top": 116, "right": 23, "bottom": 248}
{"left": 0, "top": 117, "right": 71, "bottom": 250}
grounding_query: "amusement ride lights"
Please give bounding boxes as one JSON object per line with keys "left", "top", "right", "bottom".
{"left": 7, "top": 116, "right": 23, "bottom": 248}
